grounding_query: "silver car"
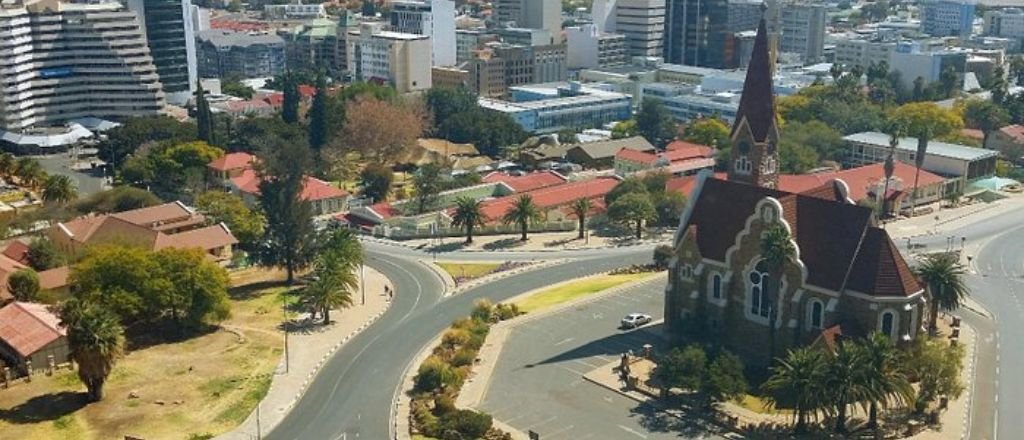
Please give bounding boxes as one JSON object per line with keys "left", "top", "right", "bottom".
{"left": 621, "top": 313, "right": 652, "bottom": 329}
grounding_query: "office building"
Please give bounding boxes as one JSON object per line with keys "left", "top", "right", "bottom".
{"left": 263, "top": 4, "right": 326, "bottom": 20}
{"left": 664, "top": 0, "right": 743, "bottom": 68}
{"left": 833, "top": 38, "right": 897, "bottom": 69}
{"left": 495, "top": 27, "right": 554, "bottom": 46}
{"left": 566, "top": 24, "right": 628, "bottom": 69}
{"left": 390, "top": 0, "right": 456, "bottom": 66}
{"left": 466, "top": 52, "right": 508, "bottom": 98}
{"left": 779, "top": 2, "right": 825, "bottom": 63}
{"left": 196, "top": 30, "right": 287, "bottom": 78}
{"left": 531, "top": 44, "right": 568, "bottom": 83}
{"left": 888, "top": 42, "right": 967, "bottom": 88}
{"left": 456, "top": 29, "right": 497, "bottom": 63}
{"left": 432, "top": 66, "right": 470, "bottom": 89}
{"left": 348, "top": 23, "right": 432, "bottom": 93}
{"left": 983, "top": 8, "right": 1024, "bottom": 39}
{"left": 125, "top": 0, "right": 198, "bottom": 106}
{"left": 479, "top": 83, "right": 632, "bottom": 133}
{"left": 493, "top": 0, "right": 561, "bottom": 42}
{"left": 921, "top": 0, "right": 975, "bottom": 37}
{"left": 285, "top": 18, "right": 345, "bottom": 77}
{"left": 0, "top": 0, "right": 165, "bottom": 133}
{"left": 591, "top": 0, "right": 665, "bottom": 58}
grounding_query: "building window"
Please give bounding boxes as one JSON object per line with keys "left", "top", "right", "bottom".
{"left": 880, "top": 310, "right": 896, "bottom": 338}
{"left": 711, "top": 273, "right": 722, "bottom": 299}
{"left": 807, "top": 299, "right": 823, "bottom": 330}
{"left": 749, "top": 260, "right": 772, "bottom": 319}
{"left": 680, "top": 264, "right": 694, "bottom": 281}
{"left": 735, "top": 156, "right": 752, "bottom": 174}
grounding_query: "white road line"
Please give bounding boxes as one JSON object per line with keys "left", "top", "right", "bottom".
{"left": 573, "top": 358, "right": 602, "bottom": 368}
{"left": 542, "top": 424, "right": 577, "bottom": 439}
{"left": 524, "top": 415, "right": 559, "bottom": 431}
{"left": 617, "top": 424, "right": 649, "bottom": 438}
{"left": 554, "top": 337, "right": 575, "bottom": 346}
{"left": 557, "top": 364, "right": 590, "bottom": 376}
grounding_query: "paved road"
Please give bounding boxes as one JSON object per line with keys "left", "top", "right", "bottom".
{"left": 35, "top": 154, "right": 107, "bottom": 196}
{"left": 266, "top": 245, "right": 654, "bottom": 440}
{"left": 478, "top": 278, "right": 724, "bottom": 440}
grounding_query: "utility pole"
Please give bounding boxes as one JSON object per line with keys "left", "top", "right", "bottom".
{"left": 283, "top": 294, "right": 289, "bottom": 374}
{"left": 361, "top": 262, "right": 366, "bottom": 305}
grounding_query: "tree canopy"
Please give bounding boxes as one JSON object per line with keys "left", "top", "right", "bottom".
{"left": 195, "top": 190, "right": 266, "bottom": 252}
{"left": 99, "top": 116, "right": 197, "bottom": 168}
{"left": 256, "top": 135, "right": 317, "bottom": 284}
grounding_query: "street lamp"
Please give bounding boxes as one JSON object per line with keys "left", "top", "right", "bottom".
{"left": 360, "top": 261, "right": 366, "bottom": 306}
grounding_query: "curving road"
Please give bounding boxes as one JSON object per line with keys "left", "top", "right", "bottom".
{"left": 266, "top": 242, "right": 656, "bottom": 440}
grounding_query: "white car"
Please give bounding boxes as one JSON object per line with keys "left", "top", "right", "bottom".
{"left": 621, "top": 313, "right": 652, "bottom": 329}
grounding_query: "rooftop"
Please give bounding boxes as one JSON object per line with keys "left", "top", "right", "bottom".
{"left": 478, "top": 176, "right": 621, "bottom": 221}
{"left": 482, "top": 171, "right": 568, "bottom": 192}
{"left": 844, "top": 131, "right": 999, "bottom": 162}
{"left": 0, "top": 302, "right": 64, "bottom": 358}
{"left": 197, "top": 29, "right": 285, "bottom": 47}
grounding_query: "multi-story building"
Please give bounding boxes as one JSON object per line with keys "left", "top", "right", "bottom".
{"left": 479, "top": 83, "right": 632, "bottom": 133}
{"left": 0, "top": 0, "right": 165, "bottom": 133}
{"left": 921, "top": 0, "right": 975, "bottom": 38}
{"left": 566, "top": 24, "right": 628, "bottom": 69}
{"left": 844, "top": 131, "right": 997, "bottom": 185}
{"left": 263, "top": 3, "right": 326, "bottom": 20}
{"left": 284, "top": 18, "right": 345, "bottom": 76}
{"left": 125, "top": 0, "right": 198, "bottom": 105}
{"left": 591, "top": 0, "right": 665, "bottom": 58}
{"left": 531, "top": 44, "right": 568, "bottom": 83}
{"left": 456, "top": 29, "right": 497, "bottom": 63}
{"left": 888, "top": 42, "right": 967, "bottom": 88}
{"left": 432, "top": 65, "right": 470, "bottom": 89}
{"left": 664, "top": 0, "right": 751, "bottom": 68}
{"left": 466, "top": 52, "right": 507, "bottom": 98}
{"left": 779, "top": 2, "right": 825, "bottom": 64}
{"left": 493, "top": 0, "right": 561, "bottom": 41}
{"left": 196, "top": 30, "right": 286, "bottom": 78}
{"left": 492, "top": 44, "right": 534, "bottom": 88}
{"left": 495, "top": 27, "right": 554, "bottom": 46}
{"left": 983, "top": 8, "right": 1024, "bottom": 39}
{"left": 833, "top": 38, "right": 897, "bottom": 69}
{"left": 347, "top": 23, "right": 432, "bottom": 93}
{"left": 390, "top": 0, "right": 456, "bottom": 66}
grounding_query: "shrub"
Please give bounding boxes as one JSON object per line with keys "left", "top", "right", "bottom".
{"left": 653, "top": 245, "right": 674, "bottom": 269}
{"left": 439, "top": 409, "right": 492, "bottom": 440}
{"left": 411, "top": 399, "right": 440, "bottom": 436}
{"left": 442, "top": 329, "right": 472, "bottom": 349}
{"left": 471, "top": 298, "right": 494, "bottom": 322}
{"left": 493, "top": 303, "right": 522, "bottom": 321}
{"left": 434, "top": 393, "right": 457, "bottom": 415}
{"left": 451, "top": 348, "right": 478, "bottom": 367}
{"left": 414, "top": 356, "right": 462, "bottom": 393}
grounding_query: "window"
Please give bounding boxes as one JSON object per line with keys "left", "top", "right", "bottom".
{"left": 749, "top": 261, "right": 772, "bottom": 319}
{"left": 735, "top": 156, "right": 752, "bottom": 174}
{"left": 711, "top": 274, "right": 722, "bottom": 299}
{"left": 680, "top": 264, "right": 694, "bottom": 280}
{"left": 880, "top": 311, "right": 896, "bottom": 337}
{"left": 808, "top": 300, "right": 823, "bottom": 330}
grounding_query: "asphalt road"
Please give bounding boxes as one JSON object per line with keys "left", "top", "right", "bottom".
{"left": 266, "top": 244, "right": 654, "bottom": 440}
{"left": 478, "top": 278, "right": 724, "bottom": 440}
{"left": 35, "top": 154, "right": 107, "bottom": 196}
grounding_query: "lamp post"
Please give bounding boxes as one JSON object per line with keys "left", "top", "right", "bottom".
{"left": 360, "top": 262, "right": 366, "bottom": 306}
{"left": 283, "top": 293, "right": 289, "bottom": 374}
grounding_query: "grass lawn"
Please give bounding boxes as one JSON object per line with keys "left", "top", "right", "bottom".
{"left": 0, "top": 273, "right": 292, "bottom": 440}
{"left": 515, "top": 272, "right": 656, "bottom": 313}
{"left": 738, "top": 394, "right": 789, "bottom": 415}
{"left": 436, "top": 262, "right": 502, "bottom": 280}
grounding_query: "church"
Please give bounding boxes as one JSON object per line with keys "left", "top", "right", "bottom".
{"left": 663, "top": 17, "right": 928, "bottom": 366}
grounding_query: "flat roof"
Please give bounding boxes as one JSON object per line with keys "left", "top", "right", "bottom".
{"left": 479, "top": 89, "right": 631, "bottom": 112}
{"left": 844, "top": 131, "right": 999, "bottom": 162}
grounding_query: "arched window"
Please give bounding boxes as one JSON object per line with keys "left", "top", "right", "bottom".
{"left": 679, "top": 264, "right": 693, "bottom": 280}
{"left": 880, "top": 311, "right": 896, "bottom": 338}
{"left": 807, "top": 300, "right": 823, "bottom": 330}
{"left": 749, "top": 261, "right": 772, "bottom": 318}
{"left": 711, "top": 274, "right": 722, "bottom": 299}
{"left": 735, "top": 156, "right": 752, "bottom": 174}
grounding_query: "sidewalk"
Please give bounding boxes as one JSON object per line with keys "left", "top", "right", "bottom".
{"left": 216, "top": 267, "right": 393, "bottom": 440}
{"left": 368, "top": 229, "right": 672, "bottom": 253}
{"left": 886, "top": 194, "right": 1024, "bottom": 241}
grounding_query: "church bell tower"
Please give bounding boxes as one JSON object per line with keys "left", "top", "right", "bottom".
{"left": 727, "top": 15, "right": 780, "bottom": 189}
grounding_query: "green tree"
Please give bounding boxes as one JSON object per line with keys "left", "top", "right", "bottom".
{"left": 915, "top": 253, "right": 970, "bottom": 335}
{"left": 229, "top": 117, "right": 305, "bottom": 153}
{"left": 962, "top": 99, "right": 1009, "bottom": 147}
{"left": 862, "top": 332, "right": 914, "bottom": 431}
{"left": 413, "top": 163, "right": 443, "bottom": 214}
{"left": 0, "top": 153, "right": 15, "bottom": 180}
{"left": 281, "top": 71, "right": 300, "bottom": 124}
{"left": 683, "top": 118, "right": 731, "bottom": 166}
{"left": 570, "top": 197, "right": 592, "bottom": 239}
{"left": 438, "top": 110, "right": 527, "bottom": 157}
{"left": 903, "top": 335, "right": 965, "bottom": 413}
{"left": 15, "top": 157, "right": 46, "bottom": 190}
{"left": 438, "top": 409, "right": 492, "bottom": 439}
{"left": 890, "top": 102, "right": 964, "bottom": 210}
{"left": 302, "top": 249, "right": 357, "bottom": 324}
{"left": 611, "top": 120, "right": 638, "bottom": 139}
{"left": 151, "top": 248, "right": 231, "bottom": 330}
{"left": 654, "top": 344, "right": 706, "bottom": 391}
{"left": 226, "top": 0, "right": 242, "bottom": 12}
{"left": 780, "top": 120, "right": 845, "bottom": 162}
{"left": 72, "top": 186, "right": 161, "bottom": 214}
{"left": 557, "top": 128, "right": 578, "bottom": 144}
{"left": 359, "top": 163, "right": 394, "bottom": 203}
{"left": 195, "top": 191, "right": 266, "bottom": 252}
{"left": 502, "top": 195, "right": 543, "bottom": 241}
{"left": 636, "top": 98, "right": 677, "bottom": 148}
{"left": 779, "top": 140, "right": 819, "bottom": 173}
{"left": 825, "top": 341, "right": 871, "bottom": 433}
{"left": 702, "top": 350, "right": 747, "bottom": 408}
{"left": 760, "top": 224, "right": 796, "bottom": 359}
{"left": 257, "top": 136, "right": 316, "bottom": 284}
{"left": 763, "top": 347, "right": 829, "bottom": 434}
{"left": 221, "top": 79, "right": 254, "bottom": 99}
{"left": 652, "top": 244, "right": 673, "bottom": 269}
{"left": 607, "top": 192, "right": 655, "bottom": 239}
{"left": 451, "top": 197, "right": 485, "bottom": 244}
{"left": 7, "top": 269, "right": 39, "bottom": 302}
{"left": 319, "top": 228, "right": 364, "bottom": 270}
{"left": 59, "top": 298, "right": 124, "bottom": 402}
{"left": 195, "top": 81, "right": 215, "bottom": 145}
{"left": 308, "top": 71, "right": 329, "bottom": 159}
{"left": 99, "top": 116, "right": 196, "bottom": 168}
{"left": 939, "top": 65, "right": 960, "bottom": 99}
{"left": 425, "top": 86, "right": 477, "bottom": 129}
{"left": 27, "top": 236, "right": 62, "bottom": 271}
{"left": 654, "top": 190, "right": 686, "bottom": 227}
{"left": 41, "top": 174, "right": 77, "bottom": 204}
{"left": 604, "top": 176, "right": 647, "bottom": 206}
{"left": 72, "top": 246, "right": 162, "bottom": 322}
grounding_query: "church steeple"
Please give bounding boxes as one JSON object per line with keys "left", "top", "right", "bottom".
{"left": 727, "top": 15, "right": 780, "bottom": 189}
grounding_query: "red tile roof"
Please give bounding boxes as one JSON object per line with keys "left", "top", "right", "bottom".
{"left": 0, "top": 302, "right": 64, "bottom": 358}
{"left": 482, "top": 171, "right": 568, "bottom": 192}
{"left": 961, "top": 128, "right": 984, "bottom": 140}
{"left": 615, "top": 148, "right": 660, "bottom": 165}
{"left": 777, "top": 162, "right": 944, "bottom": 202}
{"left": 617, "top": 143, "right": 716, "bottom": 167}
{"left": 230, "top": 168, "right": 262, "bottom": 194}
{"left": 232, "top": 171, "right": 348, "bottom": 201}
{"left": 167, "top": 224, "right": 239, "bottom": 250}
{"left": 664, "top": 141, "right": 716, "bottom": 161}
{"left": 208, "top": 152, "right": 257, "bottom": 173}
{"left": 38, "top": 266, "right": 69, "bottom": 291}
{"left": 998, "top": 124, "right": 1024, "bottom": 142}
{"left": 479, "top": 177, "right": 620, "bottom": 221}
{"left": 2, "top": 241, "right": 29, "bottom": 266}
{"left": 110, "top": 201, "right": 200, "bottom": 229}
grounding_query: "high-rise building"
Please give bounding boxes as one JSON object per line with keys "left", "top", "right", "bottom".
{"left": 779, "top": 2, "right": 825, "bottom": 64}
{"left": 921, "top": 0, "right": 975, "bottom": 38}
{"left": 834, "top": 38, "right": 897, "bottom": 70}
{"left": 347, "top": 23, "right": 432, "bottom": 93}
{"left": 196, "top": 30, "right": 287, "bottom": 78}
{"left": 390, "top": 0, "right": 456, "bottom": 66}
{"left": 285, "top": 18, "right": 345, "bottom": 77}
{"left": 0, "top": 0, "right": 165, "bottom": 132}
{"left": 493, "top": 0, "right": 561, "bottom": 43}
{"left": 664, "top": 0, "right": 740, "bottom": 68}
{"left": 566, "top": 24, "right": 627, "bottom": 69}
{"left": 125, "top": 0, "right": 198, "bottom": 106}
{"left": 532, "top": 44, "right": 568, "bottom": 83}
{"left": 591, "top": 0, "right": 665, "bottom": 58}
{"left": 983, "top": 8, "right": 1024, "bottom": 39}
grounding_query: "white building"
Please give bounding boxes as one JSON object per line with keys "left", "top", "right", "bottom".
{"left": 888, "top": 42, "right": 967, "bottom": 88}
{"left": 834, "top": 38, "right": 897, "bottom": 69}
{"left": 779, "top": 2, "right": 826, "bottom": 64}
{"left": 263, "top": 4, "right": 326, "bottom": 20}
{"left": 566, "top": 24, "right": 628, "bottom": 69}
{"left": 493, "top": 0, "right": 561, "bottom": 42}
{"left": 348, "top": 24, "right": 432, "bottom": 93}
{"left": 125, "top": 0, "right": 199, "bottom": 106}
{"left": 591, "top": 0, "right": 665, "bottom": 58}
{"left": 390, "top": 0, "right": 456, "bottom": 67}
{"left": 984, "top": 8, "right": 1024, "bottom": 39}
{"left": 920, "top": 0, "right": 975, "bottom": 38}
{"left": 0, "top": 0, "right": 165, "bottom": 133}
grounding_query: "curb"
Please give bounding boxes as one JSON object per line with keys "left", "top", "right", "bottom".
{"left": 360, "top": 234, "right": 670, "bottom": 253}
{"left": 445, "top": 259, "right": 568, "bottom": 297}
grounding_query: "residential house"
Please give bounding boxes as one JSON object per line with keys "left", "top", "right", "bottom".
{"left": 208, "top": 152, "right": 350, "bottom": 215}
{"left": 0, "top": 302, "right": 70, "bottom": 376}
{"left": 613, "top": 140, "right": 716, "bottom": 176}
{"left": 987, "top": 124, "right": 1024, "bottom": 163}
{"left": 481, "top": 170, "right": 568, "bottom": 192}
{"left": 565, "top": 136, "right": 656, "bottom": 169}
{"left": 477, "top": 176, "right": 621, "bottom": 224}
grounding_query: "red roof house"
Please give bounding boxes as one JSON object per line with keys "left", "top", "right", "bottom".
{"left": 214, "top": 156, "right": 350, "bottom": 215}
{"left": 481, "top": 171, "right": 568, "bottom": 192}
{"left": 0, "top": 302, "right": 70, "bottom": 374}
{"left": 478, "top": 176, "right": 621, "bottom": 223}
{"left": 614, "top": 142, "right": 716, "bottom": 177}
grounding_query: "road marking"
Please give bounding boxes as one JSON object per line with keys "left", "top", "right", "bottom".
{"left": 556, "top": 364, "right": 589, "bottom": 376}
{"left": 592, "top": 312, "right": 604, "bottom": 320}
{"left": 617, "top": 424, "right": 649, "bottom": 438}
{"left": 524, "top": 415, "right": 559, "bottom": 431}
{"left": 542, "top": 424, "right": 576, "bottom": 439}
{"left": 603, "top": 396, "right": 614, "bottom": 403}
{"left": 554, "top": 337, "right": 575, "bottom": 346}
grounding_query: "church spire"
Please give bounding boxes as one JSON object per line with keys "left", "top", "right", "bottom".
{"left": 727, "top": 15, "right": 780, "bottom": 189}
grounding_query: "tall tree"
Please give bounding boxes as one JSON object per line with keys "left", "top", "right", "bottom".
{"left": 99, "top": 116, "right": 196, "bottom": 169}
{"left": 425, "top": 86, "right": 477, "bottom": 129}
{"left": 939, "top": 65, "right": 960, "bottom": 99}
{"left": 653, "top": 345, "right": 706, "bottom": 392}
{"left": 962, "top": 99, "right": 1009, "bottom": 147}
{"left": 359, "top": 163, "right": 394, "bottom": 203}
{"left": 570, "top": 197, "right": 592, "bottom": 240}
{"left": 41, "top": 174, "right": 78, "bottom": 204}
{"left": 302, "top": 249, "right": 357, "bottom": 324}
{"left": 151, "top": 248, "right": 231, "bottom": 330}
{"left": 257, "top": 136, "right": 316, "bottom": 284}
{"left": 607, "top": 192, "right": 655, "bottom": 239}
{"left": 890, "top": 102, "right": 963, "bottom": 211}
{"left": 308, "top": 71, "right": 329, "bottom": 160}
{"left": 825, "top": 341, "right": 871, "bottom": 433}
{"left": 281, "top": 71, "right": 300, "bottom": 124}
{"left": 7, "top": 269, "right": 40, "bottom": 301}
{"left": 341, "top": 97, "right": 424, "bottom": 163}
{"left": 413, "top": 163, "right": 442, "bottom": 214}
{"left": 861, "top": 332, "right": 914, "bottom": 431}
{"left": 59, "top": 299, "right": 125, "bottom": 402}
{"left": 502, "top": 195, "right": 543, "bottom": 241}
{"left": 451, "top": 197, "right": 486, "bottom": 244}
{"left": 195, "top": 190, "right": 266, "bottom": 252}
{"left": 915, "top": 253, "right": 970, "bottom": 335}
{"left": 763, "top": 347, "right": 829, "bottom": 434}
{"left": 760, "top": 224, "right": 796, "bottom": 360}
{"left": 195, "top": 81, "right": 215, "bottom": 145}
{"left": 636, "top": 98, "right": 676, "bottom": 148}
{"left": 701, "top": 350, "right": 747, "bottom": 408}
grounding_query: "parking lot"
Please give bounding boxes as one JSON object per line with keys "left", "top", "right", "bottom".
{"left": 478, "top": 278, "right": 724, "bottom": 440}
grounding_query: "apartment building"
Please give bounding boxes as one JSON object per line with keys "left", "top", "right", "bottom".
{"left": 591, "top": 0, "right": 665, "bottom": 58}
{"left": 566, "top": 24, "right": 628, "bottom": 69}
{"left": 834, "top": 38, "right": 897, "bottom": 69}
{"left": 390, "top": 0, "right": 456, "bottom": 66}
{"left": 984, "top": 8, "right": 1024, "bottom": 39}
{"left": 0, "top": 0, "right": 165, "bottom": 133}
{"left": 284, "top": 18, "right": 345, "bottom": 77}
{"left": 921, "top": 0, "right": 975, "bottom": 37}
{"left": 196, "top": 30, "right": 286, "bottom": 78}
{"left": 347, "top": 23, "right": 432, "bottom": 93}
{"left": 779, "top": 2, "right": 826, "bottom": 64}
{"left": 493, "top": 0, "right": 561, "bottom": 41}
{"left": 125, "top": 0, "right": 198, "bottom": 105}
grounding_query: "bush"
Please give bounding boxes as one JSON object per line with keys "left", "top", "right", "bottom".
{"left": 471, "top": 298, "right": 494, "bottom": 322}
{"left": 442, "top": 329, "right": 472, "bottom": 349}
{"left": 411, "top": 399, "right": 440, "bottom": 435}
{"left": 451, "top": 348, "right": 478, "bottom": 367}
{"left": 493, "top": 303, "right": 522, "bottom": 321}
{"left": 414, "top": 356, "right": 462, "bottom": 393}
{"left": 438, "top": 409, "right": 492, "bottom": 440}
{"left": 653, "top": 245, "right": 674, "bottom": 269}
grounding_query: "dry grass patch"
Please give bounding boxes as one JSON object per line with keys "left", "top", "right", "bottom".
{"left": 515, "top": 273, "right": 656, "bottom": 313}
{"left": 435, "top": 262, "right": 503, "bottom": 280}
{"left": 0, "top": 274, "right": 291, "bottom": 440}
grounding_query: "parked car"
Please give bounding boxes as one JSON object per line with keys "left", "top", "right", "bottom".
{"left": 621, "top": 313, "right": 652, "bottom": 329}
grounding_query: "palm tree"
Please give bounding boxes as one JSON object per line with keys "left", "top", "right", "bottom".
{"left": 451, "top": 196, "right": 485, "bottom": 244}
{"left": 760, "top": 224, "right": 796, "bottom": 359}
{"left": 0, "top": 153, "right": 15, "bottom": 180}
{"left": 502, "top": 195, "right": 542, "bottom": 241}
{"left": 570, "top": 198, "right": 592, "bottom": 240}
{"left": 41, "top": 174, "right": 78, "bottom": 204}
{"left": 303, "top": 252, "right": 357, "bottom": 324}
{"left": 15, "top": 157, "right": 45, "bottom": 190}
{"left": 824, "top": 341, "right": 871, "bottom": 433}
{"left": 915, "top": 253, "right": 970, "bottom": 335}
{"left": 59, "top": 299, "right": 125, "bottom": 402}
{"left": 320, "top": 228, "right": 363, "bottom": 269}
{"left": 861, "top": 332, "right": 914, "bottom": 431}
{"left": 763, "top": 347, "right": 829, "bottom": 434}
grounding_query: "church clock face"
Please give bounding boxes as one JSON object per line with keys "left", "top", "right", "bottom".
{"left": 737, "top": 139, "right": 751, "bottom": 155}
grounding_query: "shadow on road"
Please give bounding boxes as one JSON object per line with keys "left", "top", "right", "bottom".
{"left": 532, "top": 323, "right": 667, "bottom": 366}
